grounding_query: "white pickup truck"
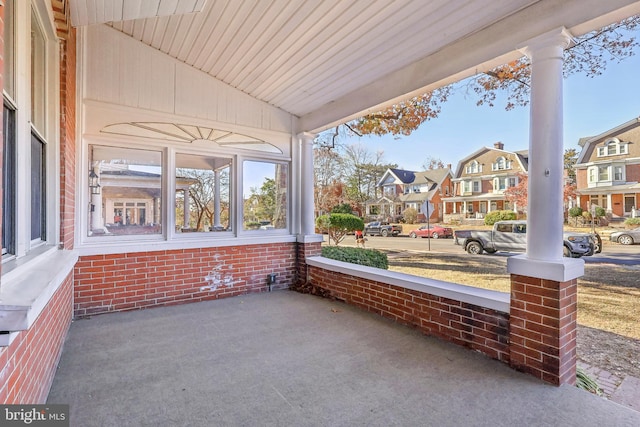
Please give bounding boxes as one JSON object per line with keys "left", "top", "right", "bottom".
{"left": 453, "top": 220, "right": 601, "bottom": 258}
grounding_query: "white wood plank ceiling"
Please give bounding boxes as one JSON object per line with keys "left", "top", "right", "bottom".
{"left": 70, "top": 0, "right": 640, "bottom": 132}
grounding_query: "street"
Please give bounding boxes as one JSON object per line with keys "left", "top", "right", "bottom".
{"left": 328, "top": 234, "right": 640, "bottom": 265}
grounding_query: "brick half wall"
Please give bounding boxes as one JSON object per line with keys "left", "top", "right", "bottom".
{"left": 0, "top": 272, "right": 73, "bottom": 403}
{"left": 74, "top": 243, "right": 297, "bottom": 317}
{"left": 307, "top": 262, "right": 510, "bottom": 364}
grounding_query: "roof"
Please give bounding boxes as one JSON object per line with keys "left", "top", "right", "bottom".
{"left": 453, "top": 146, "right": 529, "bottom": 178}
{"left": 69, "top": 0, "right": 640, "bottom": 133}
{"left": 576, "top": 116, "right": 640, "bottom": 164}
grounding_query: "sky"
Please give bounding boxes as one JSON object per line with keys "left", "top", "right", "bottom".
{"left": 336, "top": 52, "right": 640, "bottom": 172}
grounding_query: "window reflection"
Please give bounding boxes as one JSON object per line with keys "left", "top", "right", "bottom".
{"left": 243, "top": 161, "right": 288, "bottom": 230}
{"left": 88, "top": 145, "right": 162, "bottom": 236}
{"left": 175, "top": 153, "right": 232, "bottom": 233}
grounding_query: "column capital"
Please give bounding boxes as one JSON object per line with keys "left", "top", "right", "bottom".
{"left": 518, "top": 27, "right": 573, "bottom": 58}
{"left": 298, "top": 132, "right": 317, "bottom": 142}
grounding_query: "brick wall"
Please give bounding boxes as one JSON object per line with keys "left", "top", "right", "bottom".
{"left": 307, "top": 266, "right": 510, "bottom": 363}
{"left": 509, "top": 274, "right": 577, "bottom": 385}
{"left": 58, "top": 24, "right": 76, "bottom": 250}
{"left": 0, "top": 273, "right": 74, "bottom": 403}
{"left": 296, "top": 241, "right": 321, "bottom": 285}
{"left": 74, "top": 243, "right": 298, "bottom": 317}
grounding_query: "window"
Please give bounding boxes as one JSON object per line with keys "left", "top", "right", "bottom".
{"left": 2, "top": 104, "right": 16, "bottom": 256}
{"left": 243, "top": 161, "right": 288, "bottom": 231}
{"left": 588, "top": 167, "right": 596, "bottom": 183}
{"left": 597, "top": 139, "right": 628, "bottom": 157}
{"left": 508, "top": 177, "right": 517, "bottom": 188}
{"left": 383, "top": 186, "right": 396, "bottom": 196}
{"left": 493, "top": 157, "right": 510, "bottom": 171}
{"left": 463, "top": 181, "right": 472, "bottom": 193}
{"left": 614, "top": 165, "right": 624, "bottom": 181}
{"left": 31, "top": 132, "right": 46, "bottom": 241}
{"left": 466, "top": 161, "right": 479, "bottom": 174}
{"left": 88, "top": 145, "right": 163, "bottom": 237}
{"left": 598, "top": 166, "right": 609, "bottom": 181}
{"left": 31, "top": 10, "right": 46, "bottom": 135}
{"left": 4, "top": 0, "right": 15, "bottom": 99}
{"left": 175, "top": 154, "right": 231, "bottom": 233}
{"left": 472, "top": 181, "right": 480, "bottom": 192}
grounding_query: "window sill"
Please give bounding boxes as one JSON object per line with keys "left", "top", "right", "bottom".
{"left": 0, "top": 247, "right": 78, "bottom": 333}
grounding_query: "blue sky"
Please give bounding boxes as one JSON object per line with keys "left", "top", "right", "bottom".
{"left": 337, "top": 53, "right": 640, "bottom": 171}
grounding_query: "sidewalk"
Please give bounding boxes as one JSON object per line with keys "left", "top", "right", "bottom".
{"left": 579, "top": 362, "right": 640, "bottom": 412}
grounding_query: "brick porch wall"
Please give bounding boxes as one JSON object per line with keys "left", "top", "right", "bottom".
{"left": 509, "top": 274, "right": 577, "bottom": 385}
{"left": 0, "top": 273, "right": 74, "bottom": 403}
{"left": 307, "top": 266, "right": 510, "bottom": 363}
{"left": 74, "top": 243, "right": 297, "bottom": 317}
{"left": 296, "top": 241, "right": 322, "bottom": 284}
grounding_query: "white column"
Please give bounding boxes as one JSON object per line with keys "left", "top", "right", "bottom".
{"left": 183, "top": 189, "right": 190, "bottom": 228}
{"left": 90, "top": 192, "right": 104, "bottom": 231}
{"left": 519, "top": 29, "right": 572, "bottom": 261}
{"left": 606, "top": 194, "right": 612, "bottom": 213}
{"left": 214, "top": 169, "right": 222, "bottom": 228}
{"left": 300, "top": 133, "right": 316, "bottom": 236}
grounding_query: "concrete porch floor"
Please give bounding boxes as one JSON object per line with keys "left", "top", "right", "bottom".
{"left": 48, "top": 291, "right": 639, "bottom": 427}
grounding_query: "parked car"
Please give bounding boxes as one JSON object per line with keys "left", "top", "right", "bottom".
{"left": 454, "top": 220, "right": 595, "bottom": 257}
{"left": 408, "top": 225, "right": 453, "bottom": 239}
{"left": 609, "top": 227, "right": 640, "bottom": 245}
{"left": 363, "top": 221, "right": 402, "bottom": 237}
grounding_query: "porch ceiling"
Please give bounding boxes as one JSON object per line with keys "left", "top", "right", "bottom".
{"left": 70, "top": 0, "right": 640, "bottom": 133}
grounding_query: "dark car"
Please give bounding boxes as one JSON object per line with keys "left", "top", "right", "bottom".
{"left": 609, "top": 227, "right": 640, "bottom": 245}
{"left": 408, "top": 225, "right": 453, "bottom": 239}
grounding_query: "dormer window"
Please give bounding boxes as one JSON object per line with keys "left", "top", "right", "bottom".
{"left": 597, "top": 138, "right": 628, "bottom": 157}
{"left": 492, "top": 156, "right": 511, "bottom": 171}
{"left": 465, "top": 160, "right": 480, "bottom": 174}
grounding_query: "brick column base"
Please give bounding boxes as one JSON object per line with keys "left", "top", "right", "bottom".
{"left": 296, "top": 241, "right": 321, "bottom": 285}
{"left": 509, "top": 274, "right": 577, "bottom": 385}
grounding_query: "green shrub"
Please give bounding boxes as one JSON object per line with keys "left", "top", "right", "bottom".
{"left": 568, "top": 207, "right": 583, "bottom": 218}
{"left": 625, "top": 217, "right": 640, "bottom": 226}
{"left": 484, "top": 210, "right": 517, "bottom": 225}
{"left": 594, "top": 206, "right": 606, "bottom": 218}
{"left": 321, "top": 246, "right": 388, "bottom": 269}
{"left": 316, "top": 213, "right": 364, "bottom": 245}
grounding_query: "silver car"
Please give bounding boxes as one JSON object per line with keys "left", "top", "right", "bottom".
{"left": 609, "top": 227, "right": 640, "bottom": 245}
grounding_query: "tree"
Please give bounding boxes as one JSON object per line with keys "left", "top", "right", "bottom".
{"left": 504, "top": 173, "right": 529, "bottom": 212}
{"left": 348, "top": 16, "right": 640, "bottom": 136}
{"left": 564, "top": 148, "right": 578, "bottom": 183}
{"left": 316, "top": 213, "right": 364, "bottom": 246}
{"left": 421, "top": 156, "right": 446, "bottom": 170}
{"left": 341, "top": 143, "right": 397, "bottom": 213}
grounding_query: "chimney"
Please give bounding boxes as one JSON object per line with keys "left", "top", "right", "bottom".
{"left": 447, "top": 164, "right": 452, "bottom": 170}
{"left": 494, "top": 142, "right": 504, "bottom": 150}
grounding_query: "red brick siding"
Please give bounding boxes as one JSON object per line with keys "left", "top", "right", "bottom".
{"left": 509, "top": 274, "right": 577, "bottom": 385}
{"left": 296, "top": 241, "right": 321, "bottom": 285}
{"left": 74, "top": 243, "right": 298, "bottom": 317}
{"left": 58, "top": 26, "right": 76, "bottom": 250}
{"left": 626, "top": 164, "right": 640, "bottom": 184}
{"left": 308, "top": 266, "right": 510, "bottom": 363}
{"left": 0, "top": 273, "right": 74, "bottom": 403}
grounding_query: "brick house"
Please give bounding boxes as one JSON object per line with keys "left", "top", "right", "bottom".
{"left": 2, "top": 0, "right": 637, "bottom": 404}
{"left": 444, "top": 142, "right": 528, "bottom": 222}
{"left": 366, "top": 167, "right": 453, "bottom": 222}
{"left": 574, "top": 116, "right": 640, "bottom": 218}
